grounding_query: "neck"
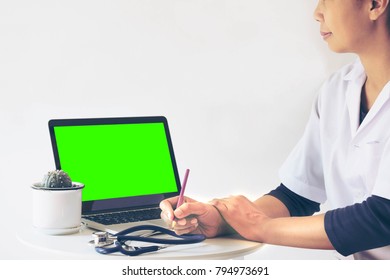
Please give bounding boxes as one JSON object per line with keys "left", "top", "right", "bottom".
{"left": 358, "top": 30, "right": 390, "bottom": 92}
{"left": 358, "top": 33, "right": 390, "bottom": 110}
{"left": 360, "top": 54, "right": 390, "bottom": 92}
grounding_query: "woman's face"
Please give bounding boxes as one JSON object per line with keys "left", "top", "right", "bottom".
{"left": 314, "top": 0, "right": 373, "bottom": 53}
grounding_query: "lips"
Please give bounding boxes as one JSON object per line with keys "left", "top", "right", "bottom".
{"left": 320, "top": 31, "right": 332, "bottom": 39}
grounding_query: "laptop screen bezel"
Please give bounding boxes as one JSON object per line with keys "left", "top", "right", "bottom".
{"left": 48, "top": 116, "right": 181, "bottom": 215}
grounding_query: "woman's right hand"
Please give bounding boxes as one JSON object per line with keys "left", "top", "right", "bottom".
{"left": 159, "top": 196, "right": 228, "bottom": 237}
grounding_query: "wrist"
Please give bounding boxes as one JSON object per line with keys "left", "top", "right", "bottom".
{"left": 209, "top": 204, "right": 237, "bottom": 236}
{"left": 257, "top": 216, "right": 273, "bottom": 243}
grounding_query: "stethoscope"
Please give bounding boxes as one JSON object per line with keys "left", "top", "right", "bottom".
{"left": 89, "top": 224, "right": 206, "bottom": 256}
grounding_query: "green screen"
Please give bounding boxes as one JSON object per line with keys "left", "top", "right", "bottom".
{"left": 54, "top": 123, "right": 178, "bottom": 202}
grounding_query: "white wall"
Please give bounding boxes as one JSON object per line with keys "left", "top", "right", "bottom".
{"left": 0, "top": 0, "right": 354, "bottom": 258}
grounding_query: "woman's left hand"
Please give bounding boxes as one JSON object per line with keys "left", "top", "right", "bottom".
{"left": 210, "top": 195, "right": 270, "bottom": 242}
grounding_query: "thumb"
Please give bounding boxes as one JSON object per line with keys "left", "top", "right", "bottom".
{"left": 174, "top": 201, "right": 210, "bottom": 219}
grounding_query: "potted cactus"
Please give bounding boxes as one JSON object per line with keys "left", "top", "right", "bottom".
{"left": 40, "top": 169, "right": 74, "bottom": 189}
{"left": 31, "top": 170, "right": 84, "bottom": 235}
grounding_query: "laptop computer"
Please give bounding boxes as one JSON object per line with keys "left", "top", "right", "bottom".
{"left": 48, "top": 116, "right": 181, "bottom": 234}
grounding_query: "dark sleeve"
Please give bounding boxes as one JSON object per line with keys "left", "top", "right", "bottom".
{"left": 325, "top": 195, "right": 390, "bottom": 256}
{"left": 266, "top": 184, "right": 320, "bottom": 217}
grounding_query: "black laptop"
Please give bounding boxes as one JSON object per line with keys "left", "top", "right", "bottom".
{"left": 48, "top": 116, "right": 181, "bottom": 233}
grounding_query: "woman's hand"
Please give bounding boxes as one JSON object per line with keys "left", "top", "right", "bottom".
{"left": 159, "top": 196, "right": 228, "bottom": 237}
{"left": 210, "top": 195, "right": 271, "bottom": 242}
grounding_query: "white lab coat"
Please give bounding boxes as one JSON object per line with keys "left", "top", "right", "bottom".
{"left": 279, "top": 59, "right": 390, "bottom": 259}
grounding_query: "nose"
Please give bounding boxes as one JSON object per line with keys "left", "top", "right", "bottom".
{"left": 313, "top": 1, "right": 324, "bottom": 22}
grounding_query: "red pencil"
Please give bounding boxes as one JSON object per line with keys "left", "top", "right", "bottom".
{"left": 176, "top": 169, "right": 190, "bottom": 208}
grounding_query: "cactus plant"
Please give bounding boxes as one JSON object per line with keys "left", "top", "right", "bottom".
{"left": 41, "top": 170, "right": 73, "bottom": 189}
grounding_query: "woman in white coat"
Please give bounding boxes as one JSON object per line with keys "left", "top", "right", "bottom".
{"left": 160, "top": 0, "right": 390, "bottom": 260}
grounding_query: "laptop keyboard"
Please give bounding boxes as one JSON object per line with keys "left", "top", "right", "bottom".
{"left": 84, "top": 208, "right": 161, "bottom": 225}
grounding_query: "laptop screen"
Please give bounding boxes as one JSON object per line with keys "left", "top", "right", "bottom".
{"left": 48, "top": 117, "right": 181, "bottom": 214}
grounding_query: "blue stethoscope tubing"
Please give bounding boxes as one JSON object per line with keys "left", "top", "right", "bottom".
{"left": 94, "top": 224, "right": 206, "bottom": 256}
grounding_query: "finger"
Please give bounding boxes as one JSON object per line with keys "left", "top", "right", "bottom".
{"left": 174, "top": 201, "right": 210, "bottom": 219}
{"left": 159, "top": 196, "right": 178, "bottom": 210}
{"left": 160, "top": 210, "right": 174, "bottom": 227}
{"left": 176, "top": 217, "right": 198, "bottom": 226}
{"left": 171, "top": 216, "right": 198, "bottom": 232}
{"left": 159, "top": 197, "right": 178, "bottom": 221}
{"left": 173, "top": 222, "right": 199, "bottom": 235}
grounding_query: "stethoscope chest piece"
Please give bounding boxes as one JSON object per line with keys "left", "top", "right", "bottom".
{"left": 89, "top": 231, "right": 116, "bottom": 247}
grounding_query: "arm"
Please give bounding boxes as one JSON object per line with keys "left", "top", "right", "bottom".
{"left": 253, "top": 194, "right": 291, "bottom": 218}
{"left": 213, "top": 194, "right": 390, "bottom": 254}
{"left": 254, "top": 184, "right": 321, "bottom": 218}
{"left": 325, "top": 195, "right": 390, "bottom": 256}
{"left": 211, "top": 195, "right": 334, "bottom": 250}
{"left": 262, "top": 214, "right": 333, "bottom": 249}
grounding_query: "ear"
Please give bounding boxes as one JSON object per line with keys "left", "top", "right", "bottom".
{"left": 369, "top": 0, "right": 390, "bottom": 21}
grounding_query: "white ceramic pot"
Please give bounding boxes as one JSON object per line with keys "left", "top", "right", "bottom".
{"left": 31, "top": 183, "right": 84, "bottom": 235}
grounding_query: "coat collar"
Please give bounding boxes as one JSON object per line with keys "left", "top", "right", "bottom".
{"left": 344, "top": 59, "right": 390, "bottom": 137}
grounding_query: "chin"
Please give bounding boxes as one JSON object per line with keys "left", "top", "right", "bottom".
{"left": 327, "top": 44, "right": 350, "bottom": 54}
{"left": 325, "top": 39, "right": 353, "bottom": 54}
